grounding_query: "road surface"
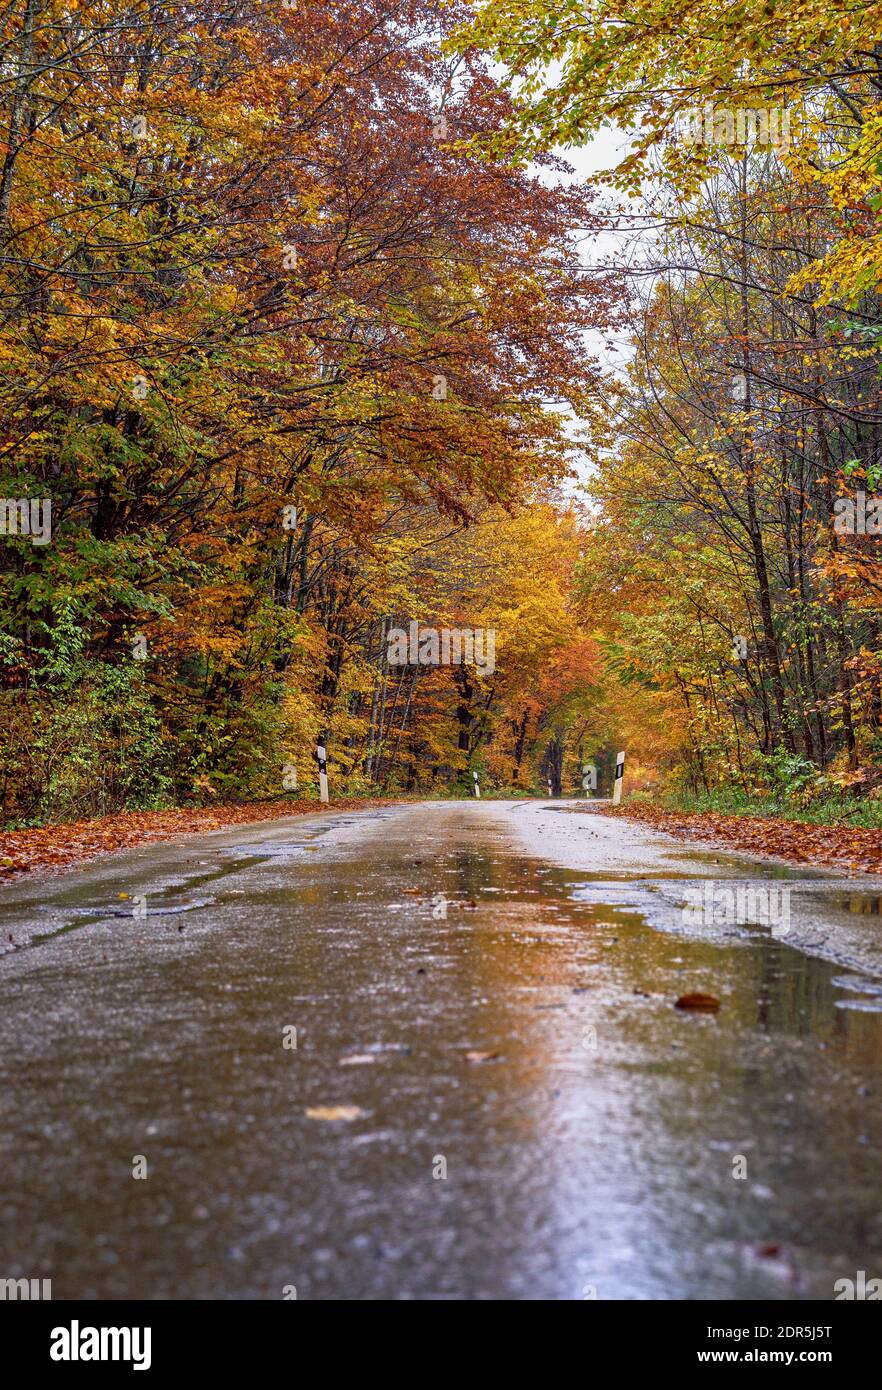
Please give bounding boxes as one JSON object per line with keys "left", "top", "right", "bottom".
{"left": 1, "top": 799, "right": 881, "bottom": 1299}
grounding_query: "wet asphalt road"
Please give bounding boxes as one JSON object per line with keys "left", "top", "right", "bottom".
{"left": 1, "top": 799, "right": 881, "bottom": 1300}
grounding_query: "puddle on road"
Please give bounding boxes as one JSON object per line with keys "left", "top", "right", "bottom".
{"left": 0, "top": 817, "right": 881, "bottom": 1300}
{"left": 832, "top": 975, "right": 882, "bottom": 995}
{"left": 0, "top": 819, "right": 353, "bottom": 956}
{"left": 836, "top": 894, "right": 882, "bottom": 916}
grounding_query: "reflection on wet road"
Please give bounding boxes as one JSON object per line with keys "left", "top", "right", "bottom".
{"left": 0, "top": 801, "right": 880, "bottom": 1299}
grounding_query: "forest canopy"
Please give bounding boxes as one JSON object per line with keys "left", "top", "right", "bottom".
{"left": 0, "top": 0, "right": 617, "bottom": 823}
{"left": 2, "top": 0, "right": 882, "bottom": 825}
{"left": 457, "top": 0, "right": 882, "bottom": 815}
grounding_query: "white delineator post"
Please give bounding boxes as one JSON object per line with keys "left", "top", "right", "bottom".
{"left": 316, "top": 743, "right": 329, "bottom": 803}
{"left": 612, "top": 751, "right": 625, "bottom": 805}
{"left": 472, "top": 771, "right": 480, "bottom": 799}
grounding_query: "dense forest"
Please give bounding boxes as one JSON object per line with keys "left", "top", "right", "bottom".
{"left": 463, "top": 0, "right": 882, "bottom": 821}
{"left": 1, "top": 0, "right": 881, "bottom": 826}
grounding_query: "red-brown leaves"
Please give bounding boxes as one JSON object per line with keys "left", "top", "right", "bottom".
{"left": 0, "top": 798, "right": 397, "bottom": 883}
{"left": 603, "top": 804, "right": 882, "bottom": 875}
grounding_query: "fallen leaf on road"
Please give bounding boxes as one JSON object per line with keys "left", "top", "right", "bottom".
{"left": 305, "top": 1105, "right": 364, "bottom": 1121}
{"left": 466, "top": 1050, "right": 502, "bottom": 1063}
{"left": 675, "top": 992, "right": 721, "bottom": 1012}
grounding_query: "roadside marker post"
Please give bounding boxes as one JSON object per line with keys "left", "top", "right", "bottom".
{"left": 472, "top": 771, "right": 481, "bottom": 799}
{"left": 316, "top": 743, "right": 329, "bottom": 803}
{"left": 612, "top": 751, "right": 625, "bottom": 805}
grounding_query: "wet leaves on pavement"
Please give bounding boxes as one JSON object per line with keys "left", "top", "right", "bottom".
{"left": 305, "top": 1106, "right": 364, "bottom": 1122}
{"left": 675, "top": 992, "right": 721, "bottom": 1012}
{"left": 602, "top": 804, "right": 882, "bottom": 875}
